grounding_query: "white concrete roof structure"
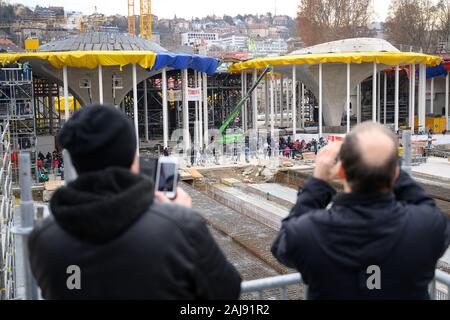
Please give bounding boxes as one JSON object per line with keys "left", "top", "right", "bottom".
{"left": 230, "top": 38, "right": 441, "bottom": 136}
{"left": 290, "top": 38, "right": 400, "bottom": 55}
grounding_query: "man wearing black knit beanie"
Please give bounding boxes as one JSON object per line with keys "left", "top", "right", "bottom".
{"left": 28, "top": 104, "right": 241, "bottom": 300}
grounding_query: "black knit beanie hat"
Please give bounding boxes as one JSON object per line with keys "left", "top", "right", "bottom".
{"left": 58, "top": 104, "right": 137, "bottom": 174}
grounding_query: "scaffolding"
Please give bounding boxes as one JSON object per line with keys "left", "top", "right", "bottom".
{"left": 33, "top": 77, "right": 62, "bottom": 136}
{"left": 0, "top": 67, "right": 37, "bottom": 181}
{"left": 0, "top": 120, "right": 16, "bottom": 300}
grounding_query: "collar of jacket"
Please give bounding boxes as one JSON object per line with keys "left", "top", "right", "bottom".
{"left": 332, "top": 191, "right": 395, "bottom": 207}
{"left": 50, "top": 167, "right": 154, "bottom": 245}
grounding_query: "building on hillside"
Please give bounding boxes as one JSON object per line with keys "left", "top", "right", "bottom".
{"left": 181, "top": 32, "right": 219, "bottom": 47}
{"left": 287, "top": 37, "right": 304, "bottom": 52}
{"left": 253, "top": 38, "right": 288, "bottom": 56}
{"left": 213, "top": 35, "right": 249, "bottom": 51}
{"left": 273, "top": 15, "right": 290, "bottom": 27}
{"left": 248, "top": 24, "right": 269, "bottom": 38}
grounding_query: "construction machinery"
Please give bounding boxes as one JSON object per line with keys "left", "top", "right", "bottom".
{"left": 128, "top": 0, "right": 136, "bottom": 36}
{"left": 218, "top": 65, "right": 273, "bottom": 143}
{"left": 128, "top": 0, "right": 152, "bottom": 39}
{"left": 140, "top": 0, "right": 152, "bottom": 39}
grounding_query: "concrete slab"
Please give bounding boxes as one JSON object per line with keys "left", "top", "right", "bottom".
{"left": 412, "top": 157, "right": 450, "bottom": 181}
{"left": 221, "top": 178, "right": 241, "bottom": 187}
{"left": 209, "top": 185, "right": 290, "bottom": 230}
{"left": 249, "top": 183, "right": 298, "bottom": 204}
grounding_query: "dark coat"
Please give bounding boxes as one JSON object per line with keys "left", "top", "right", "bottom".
{"left": 272, "top": 170, "right": 450, "bottom": 300}
{"left": 29, "top": 167, "right": 241, "bottom": 300}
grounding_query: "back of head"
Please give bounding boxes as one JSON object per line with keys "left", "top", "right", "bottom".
{"left": 58, "top": 104, "right": 137, "bottom": 174}
{"left": 340, "top": 122, "right": 399, "bottom": 193}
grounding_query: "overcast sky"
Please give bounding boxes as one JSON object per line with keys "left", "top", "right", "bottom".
{"left": 14, "top": 0, "right": 392, "bottom": 21}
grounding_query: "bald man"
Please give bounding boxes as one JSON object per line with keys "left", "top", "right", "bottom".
{"left": 272, "top": 122, "right": 450, "bottom": 300}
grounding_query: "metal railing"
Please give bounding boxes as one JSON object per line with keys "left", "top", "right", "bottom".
{"left": 0, "top": 120, "right": 15, "bottom": 300}
{"left": 241, "top": 270, "right": 450, "bottom": 300}
{"left": 241, "top": 273, "right": 303, "bottom": 300}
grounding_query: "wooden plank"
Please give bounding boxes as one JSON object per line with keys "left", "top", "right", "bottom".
{"left": 185, "top": 168, "right": 204, "bottom": 179}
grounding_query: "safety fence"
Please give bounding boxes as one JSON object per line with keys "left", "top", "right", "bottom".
{"left": 241, "top": 270, "right": 450, "bottom": 300}
{"left": 0, "top": 121, "right": 16, "bottom": 300}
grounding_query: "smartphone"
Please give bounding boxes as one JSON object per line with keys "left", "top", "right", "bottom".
{"left": 155, "top": 157, "right": 179, "bottom": 200}
{"left": 140, "top": 157, "right": 159, "bottom": 182}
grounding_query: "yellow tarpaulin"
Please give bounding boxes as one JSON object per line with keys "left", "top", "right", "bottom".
{"left": 228, "top": 52, "right": 442, "bottom": 73}
{"left": 54, "top": 96, "right": 78, "bottom": 112}
{"left": 0, "top": 50, "right": 157, "bottom": 70}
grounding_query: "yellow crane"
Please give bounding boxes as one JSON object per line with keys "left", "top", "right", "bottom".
{"left": 140, "top": 0, "right": 152, "bottom": 39}
{"left": 128, "top": 0, "right": 136, "bottom": 36}
{"left": 128, "top": 0, "right": 152, "bottom": 39}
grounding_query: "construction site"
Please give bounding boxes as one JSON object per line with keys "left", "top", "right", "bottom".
{"left": 0, "top": 0, "right": 450, "bottom": 301}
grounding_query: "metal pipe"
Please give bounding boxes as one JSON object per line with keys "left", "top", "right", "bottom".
{"left": 132, "top": 63, "right": 139, "bottom": 148}
{"left": 265, "top": 74, "right": 269, "bottom": 128}
{"left": 377, "top": 71, "right": 381, "bottom": 122}
{"left": 198, "top": 72, "right": 203, "bottom": 148}
{"left": 292, "top": 65, "right": 297, "bottom": 139}
{"left": 241, "top": 71, "right": 246, "bottom": 131}
{"left": 318, "top": 63, "right": 323, "bottom": 137}
{"left": 241, "top": 273, "right": 302, "bottom": 294}
{"left": 162, "top": 68, "right": 169, "bottom": 149}
{"left": 182, "top": 69, "right": 190, "bottom": 152}
{"left": 419, "top": 64, "right": 427, "bottom": 132}
{"left": 372, "top": 62, "right": 377, "bottom": 123}
{"left": 446, "top": 71, "right": 449, "bottom": 131}
{"left": 430, "top": 77, "right": 434, "bottom": 114}
{"left": 357, "top": 84, "right": 361, "bottom": 124}
{"left": 346, "top": 63, "right": 351, "bottom": 133}
{"left": 384, "top": 71, "right": 387, "bottom": 125}
{"left": 409, "top": 64, "right": 413, "bottom": 128}
{"left": 18, "top": 153, "right": 38, "bottom": 300}
{"left": 279, "top": 75, "right": 284, "bottom": 127}
{"left": 143, "top": 79, "right": 149, "bottom": 141}
{"left": 194, "top": 72, "right": 199, "bottom": 148}
{"left": 301, "top": 83, "right": 305, "bottom": 129}
{"left": 98, "top": 65, "right": 103, "bottom": 104}
{"left": 395, "top": 65, "right": 400, "bottom": 132}
{"left": 63, "top": 66, "right": 69, "bottom": 121}
{"left": 252, "top": 68, "right": 258, "bottom": 130}
{"left": 203, "top": 72, "right": 209, "bottom": 145}
{"left": 411, "top": 64, "right": 416, "bottom": 133}
{"left": 270, "top": 73, "right": 275, "bottom": 138}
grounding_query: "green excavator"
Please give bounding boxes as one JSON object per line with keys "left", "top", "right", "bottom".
{"left": 217, "top": 65, "right": 273, "bottom": 144}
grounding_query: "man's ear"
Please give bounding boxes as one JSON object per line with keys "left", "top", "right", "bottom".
{"left": 393, "top": 165, "right": 400, "bottom": 183}
{"left": 337, "top": 162, "right": 346, "bottom": 181}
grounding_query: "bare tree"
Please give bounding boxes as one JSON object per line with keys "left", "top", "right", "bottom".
{"left": 297, "top": 0, "right": 374, "bottom": 47}
{"left": 384, "top": 0, "right": 443, "bottom": 53}
{"left": 436, "top": 0, "right": 450, "bottom": 51}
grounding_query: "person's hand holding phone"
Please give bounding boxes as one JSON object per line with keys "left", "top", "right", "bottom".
{"left": 155, "top": 188, "right": 192, "bottom": 209}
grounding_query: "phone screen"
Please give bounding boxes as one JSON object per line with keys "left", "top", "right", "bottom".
{"left": 158, "top": 163, "right": 177, "bottom": 192}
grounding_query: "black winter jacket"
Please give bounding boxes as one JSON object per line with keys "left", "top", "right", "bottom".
{"left": 28, "top": 167, "right": 241, "bottom": 300}
{"left": 272, "top": 170, "right": 450, "bottom": 300}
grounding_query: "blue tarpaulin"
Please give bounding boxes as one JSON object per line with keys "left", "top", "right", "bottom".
{"left": 418, "top": 60, "right": 450, "bottom": 79}
{"left": 151, "top": 52, "right": 220, "bottom": 75}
